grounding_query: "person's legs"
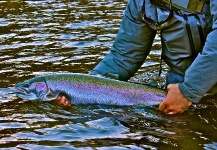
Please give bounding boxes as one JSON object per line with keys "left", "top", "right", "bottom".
{"left": 165, "top": 70, "right": 184, "bottom": 87}
{"left": 91, "top": 0, "right": 156, "bottom": 81}
{"left": 160, "top": 11, "right": 211, "bottom": 87}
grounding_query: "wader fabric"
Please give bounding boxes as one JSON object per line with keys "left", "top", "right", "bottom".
{"left": 154, "top": 0, "right": 208, "bottom": 13}
{"left": 91, "top": 0, "right": 217, "bottom": 103}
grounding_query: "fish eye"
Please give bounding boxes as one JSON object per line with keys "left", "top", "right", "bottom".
{"left": 23, "top": 83, "right": 30, "bottom": 88}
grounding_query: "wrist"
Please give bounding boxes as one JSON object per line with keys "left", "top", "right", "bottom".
{"left": 178, "top": 83, "right": 197, "bottom": 103}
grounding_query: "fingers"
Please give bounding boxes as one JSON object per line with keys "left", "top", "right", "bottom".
{"left": 158, "top": 84, "right": 188, "bottom": 115}
{"left": 159, "top": 100, "right": 175, "bottom": 115}
{"left": 166, "top": 84, "right": 171, "bottom": 92}
{"left": 163, "top": 107, "right": 184, "bottom": 115}
{"left": 159, "top": 98, "right": 184, "bottom": 115}
{"left": 55, "top": 95, "right": 72, "bottom": 107}
{"left": 159, "top": 99, "right": 166, "bottom": 112}
{"left": 158, "top": 85, "right": 173, "bottom": 114}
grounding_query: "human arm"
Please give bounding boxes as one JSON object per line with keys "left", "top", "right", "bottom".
{"left": 178, "top": 0, "right": 217, "bottom": 103}
{"left": 159, "top": 1, "right": 217, "bottom": 114}
{"left": 91, "top": 0, "right": 156, "bottom": 81}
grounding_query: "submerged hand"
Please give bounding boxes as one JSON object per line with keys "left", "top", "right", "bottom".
{"left": 159, "top": 84, "right": 192, "bottom": 115}
{"left": 54, "top": 95, "right": 72, "bottom": 107}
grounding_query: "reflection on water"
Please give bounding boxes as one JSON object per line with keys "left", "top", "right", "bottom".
{"left": 0, "top": 0, "right": 125, "bottom": 88}
{"left": 0, "top": 0, "right": 217, "bottom": 149}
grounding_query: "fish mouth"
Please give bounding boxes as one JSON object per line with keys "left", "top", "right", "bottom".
{"left": 14, "top": 86, "right": 39, "bottom": 100}
{"left": 14, "top": 85, "right": 30, "bottom": 95}
{"left": 14, "top": 84, "right": 36, "bottom": 100}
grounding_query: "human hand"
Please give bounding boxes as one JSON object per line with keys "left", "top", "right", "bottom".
{"left": 159, "top": 84, "right": 192, "bottom": 115}
{"left": 54, "top": 95, "right": 72, "bottom": 107}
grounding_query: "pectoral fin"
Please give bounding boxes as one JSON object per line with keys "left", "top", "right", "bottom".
{"left": 42, "top": 89, "right": 60, "bottom": 101}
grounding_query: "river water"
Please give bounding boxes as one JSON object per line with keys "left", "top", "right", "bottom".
{"left": 0, "top": 0, "right": 217, "bottom": 149}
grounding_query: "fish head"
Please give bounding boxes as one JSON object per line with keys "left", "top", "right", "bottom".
{"left": 14, "top": 77, "right": 50, "bottom": 101}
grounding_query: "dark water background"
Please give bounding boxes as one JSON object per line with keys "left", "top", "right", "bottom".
{"left": 0, "top": 0, "right": 217, "bottom": 149}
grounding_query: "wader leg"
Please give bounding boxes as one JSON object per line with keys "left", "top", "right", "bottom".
{"left": 161, "top": 12, "right": 210, "bottom": 85}
{"left": 91, "top": 0, "right": 156, "bottom": 81}
{"left": 165, "top": 70, "right": 184, "bottom": 87}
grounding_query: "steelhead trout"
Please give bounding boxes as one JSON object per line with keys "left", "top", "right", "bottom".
{"left": 14, "top": 73, "right": 166, "bottom": 106}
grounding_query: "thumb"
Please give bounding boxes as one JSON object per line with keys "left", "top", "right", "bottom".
{"left": 166, "top": 84, "right": 172, "bottom": 92}
{"left": 159, "top": 98, "right": 167, "bottom": 111}
{"left": 159, "top": 84, "right": 171, "bottom": 111}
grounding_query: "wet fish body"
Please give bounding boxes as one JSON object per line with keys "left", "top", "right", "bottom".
{"left": 14, "top": 73, "right": 166, "bottom": 106}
